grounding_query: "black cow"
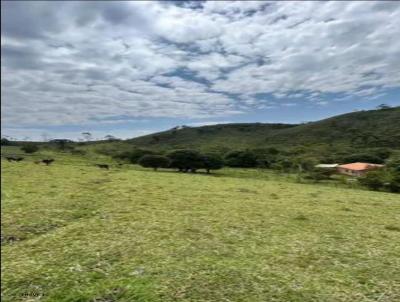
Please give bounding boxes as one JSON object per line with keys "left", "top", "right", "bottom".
{"left": 96, "top": 164, "right": 109, "bottom": 170}
{"left": 42, "top": 159, "right": 55, "bottom": 165}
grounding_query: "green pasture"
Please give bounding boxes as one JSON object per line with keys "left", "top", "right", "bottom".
{"left": 1, "top": 156, "right": 399, "bottom": 301}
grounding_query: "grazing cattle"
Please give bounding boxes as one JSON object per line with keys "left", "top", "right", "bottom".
{"left": 96, "top": 164, "right": 109, "bottom": 170}
{"left": 5, "top": 156, "right": 24, "bottom": 162}
{"left": 42, "top": 159, "right": 55, "bottom": 165}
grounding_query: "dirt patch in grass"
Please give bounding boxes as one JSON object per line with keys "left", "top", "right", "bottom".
{"left": 385, "top": 225, "right": 400, "bottom": 232}
{"left": 293, "top": 214, "right": 309, "bottom": 221}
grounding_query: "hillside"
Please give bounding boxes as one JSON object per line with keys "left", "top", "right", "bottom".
{"left": 126, "top": 123, "right": 298, "bottom": 152}
{"left": 121, "top": 107, "right": 400, "bottom": 152}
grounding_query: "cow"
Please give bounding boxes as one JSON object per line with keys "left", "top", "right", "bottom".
{"left": 42, "top": 159, "right": 55, "bottom": 165}
{"left": 96, "top": 164, "right": 110, "bottom": 170}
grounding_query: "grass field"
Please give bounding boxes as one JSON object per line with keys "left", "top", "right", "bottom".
{"left": 1, "top": 157, "right": 400, "bottom": 302}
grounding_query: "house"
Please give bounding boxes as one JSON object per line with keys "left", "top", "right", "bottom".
{"left": 336, "top": 162, "right": 384, "bottom": 177}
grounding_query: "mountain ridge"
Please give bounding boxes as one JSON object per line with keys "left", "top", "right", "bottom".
{"left": 123, "top": 107, "right": 400, "bottom": 151}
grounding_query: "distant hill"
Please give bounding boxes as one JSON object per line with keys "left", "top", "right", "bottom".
{"left": 123, "top": 107, "right": 400, "bottom": 152}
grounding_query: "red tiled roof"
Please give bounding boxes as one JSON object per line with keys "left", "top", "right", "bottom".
{"left": 337, "top": 162, "right": 384, "bottom": 171}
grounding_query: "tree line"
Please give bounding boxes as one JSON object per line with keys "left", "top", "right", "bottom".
{"left": 3, "top": 139, "right": 399, "bottom": 192}
{"left": 137, "top": 150, "right": 224, "bottom": 173}
{"left": 112, "top": 147, "right": 394, "bottom": 171}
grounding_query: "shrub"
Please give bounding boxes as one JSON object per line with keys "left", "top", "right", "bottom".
{"left": 21, "top": 144, "right": 39, "bottom": 154}
{"left": 292, "top": 156, "right": 318, "bottom": 173}
{"left": 359, "top": 166, "right": 400, "bottom": 193}
{"left": 224, "top": 150, "right": 258, "bottom": 168}
{"left": 202, "top": 153, "right": 224, "bottom": 173}
{"left": 271, "top": 158, "right": 293, "bottom": 172}
{"left": 359, "top": 170, "right": 386, "bottom": 191}
{"left": 167, "top": 150, "right": 204, "bottom": 172}
{"left": 138, "top": 155, "right": 171, "bottom": 171}
{"left": 304, "top": 168, "right": 332, "bottom": 182}
{"left": 387, "top": 170, "right": 400, "bottom": 193}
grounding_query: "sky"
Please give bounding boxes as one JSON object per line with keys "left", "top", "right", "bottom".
{"left": 2, "top": 1, "right": 400, "bottom": 141}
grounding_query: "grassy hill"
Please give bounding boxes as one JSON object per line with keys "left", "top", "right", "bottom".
{"left": 2, "top": 157, "right": 400, "bottom": 301}
{"left": 121, "top": 107, "right": 400, "bottom": 152}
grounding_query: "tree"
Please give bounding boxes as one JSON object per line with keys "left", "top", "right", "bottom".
{"left": 292, "top": 156, "right": 318, "bottom": 173}
{"left": 224, "top": 150, "right": 258, "bottom": 168}
{"left": 112, "top": 149, "right": 156, "bottom": 164}
{"left": 50, "top": 139, "right": 73, "bottom": 151}
{"left": 81, "top": 132, "right": 92, "bottom": 142}
{"left": 1, "top": 137, "right": 11, "bottom": 146}
{"left": 21, "top": 143, "right": 39, "bottom": 154}
{"left": 343, "top": 153, "right": 384, "bottom": 164}
{"left": 202, "top": 153, "right": 224, "bottom": 173}
{"left": 130, "top": 149, "right": 155, "bottom": 164}
{"left": 138, "top": 155, "right": 171, "bottom": 171}
{"left": 376, "top": 104, "right": 391, "bottom": 110}
{"left": 167, "top": 150, "right": 204, "bottom": 172}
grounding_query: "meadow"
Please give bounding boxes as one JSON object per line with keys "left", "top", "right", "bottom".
{"left": 1, "top": 154, "right": 400, "bottom": 302}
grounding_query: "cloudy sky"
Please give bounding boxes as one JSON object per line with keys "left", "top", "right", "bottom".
{"left": 2, "top": 1, "right": 400, "bottom": 141}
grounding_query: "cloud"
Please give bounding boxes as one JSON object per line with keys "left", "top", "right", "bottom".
{"left": 1, "top": 1, "right": 400, "bottom": 139}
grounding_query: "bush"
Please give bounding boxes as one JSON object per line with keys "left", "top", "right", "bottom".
{"left": 224, "top": 150, "right": 258, "bottom": 168}
{"left": 167, "top": 150, "right": 204, "bottom": 172}
{"left": 202, "top": 153, "right": 224, "bottom": 173}
{"left": 21, "top": 144, "right": 39, "bottom": 154}
{"left": 271, "top": 158, "right": 293, "bottom": 172}
{"left": 358, "top": 166, "right": 400, "bottom": 193}
{"left": 304, "top": 168, "right": 332, "bottom": 182}
{"left": 291, "top": 156, "right": 318, "bottom": 173}
{"left": 359, "top": 170, "right": 387, "bottom": 191}
{"left": 138, "top": 155, "right": 170, "bottom": 171}
{"left": 387, "top": 172, "right": 400, "bottom": 193}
